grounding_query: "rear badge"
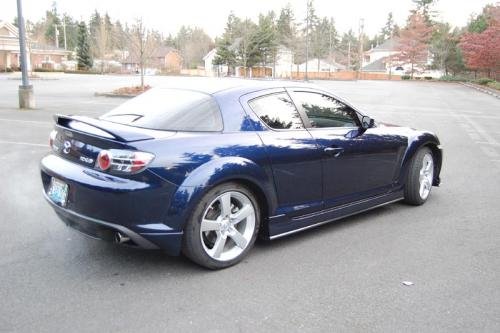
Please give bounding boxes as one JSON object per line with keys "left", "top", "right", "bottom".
{"left": 79, "top": 156, "right": 94, "bottom": 164}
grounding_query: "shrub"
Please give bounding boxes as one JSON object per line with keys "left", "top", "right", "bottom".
{"left": 475, "top": 77, "right": 494, "bottom": 85}
{"left": 401, "top": 75, "right": 411, "bottom": 80}
{"left": 486, "top": 81, "right": 500, "bottom": 91}
{"left": 414, "top": 77, "right": 421, "bottom": 80}
{"left": 34, "top": 68, "right": 62, "bottom": 73}
{"left": 439, "top": 75, "right": 467, "bottom": 82}
{"left": 424, "top": 76, "right": 433, "bottom": 80}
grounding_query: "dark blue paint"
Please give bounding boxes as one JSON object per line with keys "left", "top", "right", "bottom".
{"left": 40, "top": 81, "right": 442, "bottom": 255}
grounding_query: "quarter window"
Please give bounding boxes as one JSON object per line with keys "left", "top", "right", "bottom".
{"left": 292, "top": 92, "right": 359, "bottom": 128}
{"left": 249, "top": 93, "right": 304, "bottom": 130}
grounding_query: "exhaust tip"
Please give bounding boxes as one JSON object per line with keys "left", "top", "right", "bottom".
{"left": 114, "top": 232, "right": 131, "bottom": 244}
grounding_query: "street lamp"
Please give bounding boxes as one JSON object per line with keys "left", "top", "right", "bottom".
{"left": 16, "top": 0, "right": 35, "bottom": 109}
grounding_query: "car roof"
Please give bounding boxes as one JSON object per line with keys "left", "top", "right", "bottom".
{"left": 153, "top": 77, "right": 319, "bottom": 95}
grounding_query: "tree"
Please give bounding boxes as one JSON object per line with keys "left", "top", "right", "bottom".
{"left": 460, "top": 7, "right": 500, "bottom": 78}
{"left": 44, "top": 2, "right": 62, "bottom": 47}
{"left": 250, "top": 12, "right": 278, "bottom": 72}
{"left": 175, "top": 26, "right": 214, "bottom": 69}
{"left": 338, "top": 29, "right": 359, "bottom": 70}
{"left": 466, "top": 4, "right": 499, "bottom": 33}
{"left": 214, "top": 12, "right": 242, "bottom": 75}
{"left": 76, "top": 21, "right": 92, "bottom": 70}
{"left": 380, "top": 12, "right": 396, "bottom": 41}
{"left": 94, "top": 17, "right": 110, "bottom": 73}
{"left": 395, "top": 13, "right": 433, "bottom": 78}
{"left": 128, "top": 18, "right": 159, "bottom": 89}
{"left": 430, "top": 23, "right": 464, "bottom": 75}
{"left": 411, "top": 0, "right": 438, "bottom": 23}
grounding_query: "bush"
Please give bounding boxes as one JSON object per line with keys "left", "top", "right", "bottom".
{"left": 424, "top": 76, "right": 433, "bottom": 80}
{"left": 486, "top": 81, "right": 500, "bottom": 91}
{"left": 414, "top": 77, "right": 421, "bottom": 80}
{"left": 475, "top": 77, "right": 494, "bottom": 85}
{"left": 63, "top": 70, "right": 100, "bottom": 75}
{"left": 439, "top": 75, "right": 467, "bottom": 82}
{"left": 34, "top": 68, "right": 63, "bottom": 73}
{"left": 401, "top": 75, "right": 411, "bottom": 80}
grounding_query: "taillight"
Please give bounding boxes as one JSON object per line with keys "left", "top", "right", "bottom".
{"left": 49, "top": 130, "right": 57, "bottom": 148}
{"left": 96, "top": 149, "right": 155, "bottom": 174}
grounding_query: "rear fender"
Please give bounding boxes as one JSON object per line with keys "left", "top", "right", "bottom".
{"left": 165, "top": 157, "right": 277, "bottom": 231}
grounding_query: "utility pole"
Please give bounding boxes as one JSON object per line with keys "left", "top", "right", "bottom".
{"left": 62, "top": 20, "right": 67, "bottom": 50}
{"left": 358, "top": 18, "right": 364, "bottom": 78}
{"left": 347, "top": 40, "right": 351, "bottom": 71}
{"left": 54, "top": 24, "right": 59, "bottom": 48}
{"left": 16, "top": 0, "right": 34, "bottom": 109}
{"left": 305, "top": 0, "right": 310, "bottom": 80}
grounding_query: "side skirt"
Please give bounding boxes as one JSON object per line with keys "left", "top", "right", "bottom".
{"left": 268, "top": 191, "right": 404, "bottom": 240}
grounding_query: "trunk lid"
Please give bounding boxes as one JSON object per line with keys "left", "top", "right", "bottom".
{"left": 51, "top": 115, "right": 174, "bottom": 168}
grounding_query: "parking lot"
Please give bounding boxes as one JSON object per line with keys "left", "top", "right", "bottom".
{"left": 0, "top": 74, "right": 499, "bottom": 332}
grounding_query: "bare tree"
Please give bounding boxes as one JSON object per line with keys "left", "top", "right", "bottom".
{"left": 94, "top": 18, "right": 109, "bottom": 74}
{"left": 128, "top": 18, "right": 159, "bottom": 89}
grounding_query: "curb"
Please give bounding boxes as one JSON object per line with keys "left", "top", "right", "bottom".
{"left": 460, "top": 82, "right": 500, "bottom": 99}
{"left": 94, "top": 92, "right": 135, "bottom": 98}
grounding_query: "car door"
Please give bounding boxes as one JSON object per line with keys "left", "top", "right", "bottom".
{"left": 288, "top": 88, "right": 407, "bottom": 208}
{"left": 240, "top": 89, "right": 323, "bottom": 218}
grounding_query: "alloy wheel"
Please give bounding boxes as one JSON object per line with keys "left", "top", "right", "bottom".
{"left": 200, "top": 191, "right": 256, "bottom": 261}
{"left": 419, "top": 153, "right": 434, "bottom": 200}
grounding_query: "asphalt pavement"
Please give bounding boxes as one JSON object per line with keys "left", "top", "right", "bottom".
{"left": 0, "top": 74, "right": 499, "bottom": 332}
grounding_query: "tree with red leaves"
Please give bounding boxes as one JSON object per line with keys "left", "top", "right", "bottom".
{"left": 395, "top": 13, "right": 433, "bottom": 78}
{"left": 460, "top": 6, "right": 500, "bottom": 78}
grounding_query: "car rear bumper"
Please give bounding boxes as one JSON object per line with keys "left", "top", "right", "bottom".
{"left": 40, "top": 154, "right": 183, "bottom": 255}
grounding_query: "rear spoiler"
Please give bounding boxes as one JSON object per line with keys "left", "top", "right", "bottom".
{"left": 54, "top": 114, "right": 155, "bottom": 142}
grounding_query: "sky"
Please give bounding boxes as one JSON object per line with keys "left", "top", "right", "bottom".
{"left": 1, "top": 0, "right": 496, "bottom": 38}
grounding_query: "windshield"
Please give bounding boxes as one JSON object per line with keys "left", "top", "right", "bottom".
{"left": 100, "top": 88, "right": 223, "bottom": 132}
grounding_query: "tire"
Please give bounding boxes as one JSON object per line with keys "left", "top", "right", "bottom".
{"left": 182, "top": 182, "right": 260, "bottom": 269}
{"left": 404, "top": 147, "right": 434, "bottom": 206}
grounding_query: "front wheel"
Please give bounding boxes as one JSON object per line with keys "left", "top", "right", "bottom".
{"left": 404, "top": 147, "right": 435, "bottom": 206}
{"left": 182, "top": 182, "right": 260, "bottom": 269}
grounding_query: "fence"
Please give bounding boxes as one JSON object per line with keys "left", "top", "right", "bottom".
{"left": 290, "top": 71, "right": 402, "bottom": 81}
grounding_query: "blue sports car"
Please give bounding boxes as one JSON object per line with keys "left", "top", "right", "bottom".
{"left": 40, "top": 79, "right": 442, "bottom": 269}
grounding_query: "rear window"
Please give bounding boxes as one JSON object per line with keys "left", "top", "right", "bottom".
{"left": 100, "top": 88, "right": 223, "bottom": 132}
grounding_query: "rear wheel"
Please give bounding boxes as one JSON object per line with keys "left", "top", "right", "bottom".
{"left": 404, "top": 147, "right": 434, "bottom": 205}
{"left": 182, "top": 182, "right": 260, "bottom": 269}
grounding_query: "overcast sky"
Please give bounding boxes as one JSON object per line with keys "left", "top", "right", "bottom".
{"left": 1, "top": 0, "right": 495, "bottom": 38}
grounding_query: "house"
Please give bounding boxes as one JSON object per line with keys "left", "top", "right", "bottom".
{"left": 122, "top": 47, "right": 183, "bottom": 74}
{"left": 0, "top": 21, "right": 70, "bottom": 71}
{"left": 362, "top": 37, "right": 442, "bottom": 77}
{"left": 297, "top": 58, "right": 346, "bottom": 72}
{"left": 274, "top": 45, "right": 294, "bottom": 78}
{"left": 203, "top": 48, "right": 227, "bottom": 77}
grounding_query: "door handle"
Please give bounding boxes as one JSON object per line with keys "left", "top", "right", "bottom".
{"left": 324, "top": 147, "right": 344, "bottom": 157}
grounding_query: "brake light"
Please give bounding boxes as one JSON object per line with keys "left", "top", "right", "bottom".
{"left": 97, "top": 150, "right": 111, "bottom": 170}
{"left": 96, "top": 149, "right": 155, "bottom": 173}
{"left": 49, "top": 130, "right": 57, "bottom": 148}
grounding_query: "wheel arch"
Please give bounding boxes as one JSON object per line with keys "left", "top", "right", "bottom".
{"left": 165, "top": 156, "right": 277, "bottom": 233}
{"left": 400, "top": 132, "right": 442, "bottom": 187}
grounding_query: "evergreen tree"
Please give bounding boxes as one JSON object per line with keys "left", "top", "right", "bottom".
{"left": 76, "top": 21, "right": 93, "bottom": 70}
{"left": 380, "top": 12, "right": 396, "bottom": 41}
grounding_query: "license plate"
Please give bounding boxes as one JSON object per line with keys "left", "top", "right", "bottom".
{"left": 47, "top": 177, "right": 69, "bottom": 206}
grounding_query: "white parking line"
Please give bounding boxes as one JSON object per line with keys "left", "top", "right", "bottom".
{"left": 0, "top": 140, "right": 47, "bottom": 147}
{"left": 0, "top": 118, "right": 51, "bottom": 125}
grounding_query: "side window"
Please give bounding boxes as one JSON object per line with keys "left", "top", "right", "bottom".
{"left": 293, "top": 92, "right": 359, "bottom": 128}
{"left": 248, "top": 93, "right": 304, "bottom": 130}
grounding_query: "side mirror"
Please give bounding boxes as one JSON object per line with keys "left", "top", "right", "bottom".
{"left": 361, "top": 116, "right": 375, "bottom": 129}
